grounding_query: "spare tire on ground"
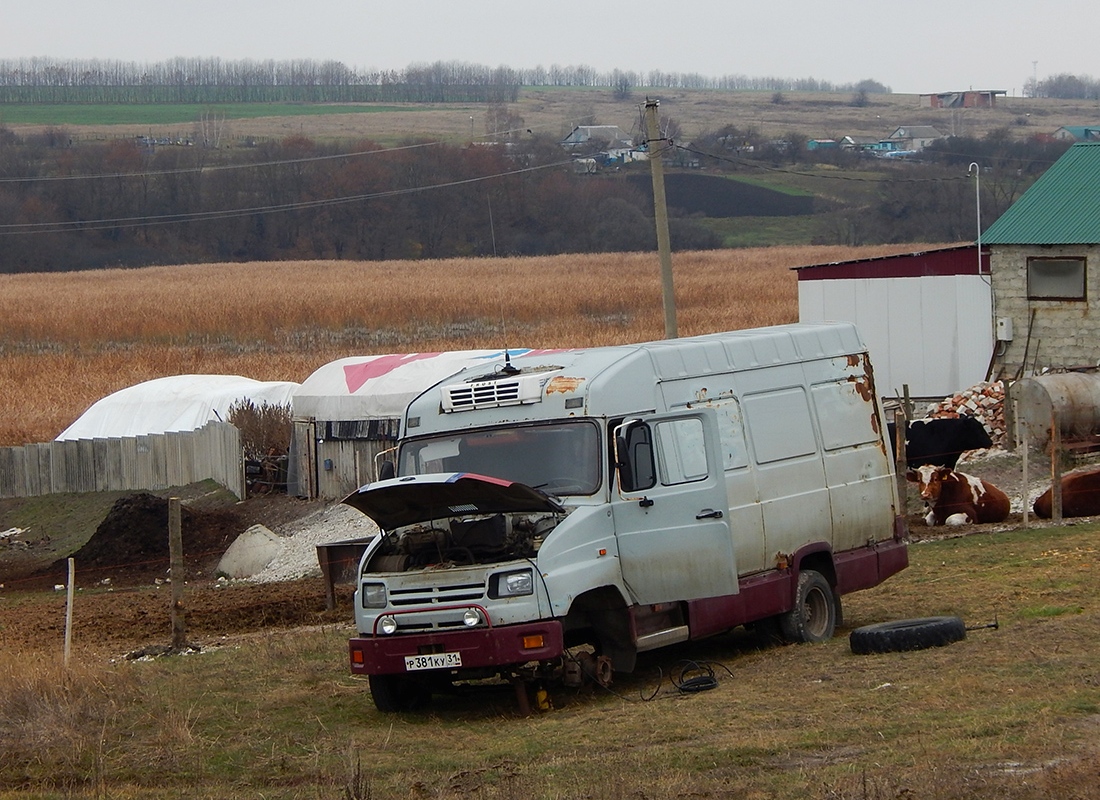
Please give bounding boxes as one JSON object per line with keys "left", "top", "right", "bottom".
{"left": 849, "top": 616, "right": 966, "bottom": 655}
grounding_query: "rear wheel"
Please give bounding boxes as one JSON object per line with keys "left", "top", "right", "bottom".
{"left": 779, "top": 569, "right": 837, "bottom": 643}
{"left": 368, "top": 674, "right": 432, "bottom": 713}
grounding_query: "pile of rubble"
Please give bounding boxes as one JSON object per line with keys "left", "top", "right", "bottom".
{"left": 922, "top": 380, "right": 1008, "bottom": 447}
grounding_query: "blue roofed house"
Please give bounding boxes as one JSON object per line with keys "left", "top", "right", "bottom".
{"left": 983, "top": 142, "right": 1100, "bottom": 380}
{"left": 1052, "top": 126, "right": 1100, "bottom": 143}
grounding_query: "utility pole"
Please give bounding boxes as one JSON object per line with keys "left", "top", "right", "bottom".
{"left": 644, "top": 99, "right": 677, "bottom": 339}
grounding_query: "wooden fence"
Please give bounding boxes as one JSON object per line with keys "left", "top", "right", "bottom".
{"left": 0, "top": 422, "right": 244, "bottom": 500}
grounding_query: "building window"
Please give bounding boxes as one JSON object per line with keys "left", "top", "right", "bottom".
{"left": 1028, "top": 257, "right": 1086, "bottom": 300}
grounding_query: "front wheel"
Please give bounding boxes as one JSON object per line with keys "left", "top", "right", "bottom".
{"left": 368, "top": 674, "right": 432, "bottom": 713}
{"left": 779, "top": 569, "right": 837, "bottom": 643}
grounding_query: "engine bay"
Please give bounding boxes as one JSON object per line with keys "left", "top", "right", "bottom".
{"left": 365, "top": 512, "right": 562, "bottom": 572}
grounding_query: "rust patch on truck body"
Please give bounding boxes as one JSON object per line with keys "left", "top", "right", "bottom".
{"left": 546, "top": 376, "right": 584, "bottom": 395}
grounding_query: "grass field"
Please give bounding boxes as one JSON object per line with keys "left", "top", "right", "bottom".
{"left": 6, "top": 87, "right": 1098, "bottom": 146}
{"left": 0, "top": 102, "right": 418, "bottom": 127}
{"left": 2, "top": 522, "right": 1098, "bottom": 799}
{"left": 0, "top": 244, "right": 943, "bottom": 446}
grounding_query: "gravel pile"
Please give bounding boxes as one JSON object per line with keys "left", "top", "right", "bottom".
{"left": 245, "top": 502, "right": 379, "bottom": 584}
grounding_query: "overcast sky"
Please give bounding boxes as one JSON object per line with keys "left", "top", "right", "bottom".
{"left": 2, "top": 1, "right": 1094, "bottom": 96}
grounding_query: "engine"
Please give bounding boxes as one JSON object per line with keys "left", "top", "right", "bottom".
{"left": 365, "top": 512, "right": 561, "bottom": 572}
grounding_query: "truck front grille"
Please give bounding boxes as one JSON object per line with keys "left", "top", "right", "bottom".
{"left": 387, "top": 580, "right": 485, "bottom": 607}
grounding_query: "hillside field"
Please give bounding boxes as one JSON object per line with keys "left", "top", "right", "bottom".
{"left": 6, "top": 87, "right": 1099, "bottom": 147}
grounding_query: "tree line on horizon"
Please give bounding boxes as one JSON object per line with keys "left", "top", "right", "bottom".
{"left": 0, "top": 56, "right": 890, "bottom": 104}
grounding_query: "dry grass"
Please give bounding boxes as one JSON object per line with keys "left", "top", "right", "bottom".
{"left": 0, "top": 648, "right": 139, "bottom": 792}
{"left": 0, "top": 244, "right": 941, "bottom": 445}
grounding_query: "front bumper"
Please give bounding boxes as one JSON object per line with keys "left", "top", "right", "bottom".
{"left": 349, "top": 619, "right": 564, "bottom": 676}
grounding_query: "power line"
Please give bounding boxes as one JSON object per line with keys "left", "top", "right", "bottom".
{"left": 0, "top": 126, "right": 539, "bottom": 184}
{"left": 0, "top": 138, "right": 446, "bottom": 184}
{"left": 0, "top": 157, "right": 576, "bottom": 235}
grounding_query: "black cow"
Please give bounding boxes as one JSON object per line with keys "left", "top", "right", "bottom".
{"left": 886, "top": 416, "right": 993, "bottom": 470}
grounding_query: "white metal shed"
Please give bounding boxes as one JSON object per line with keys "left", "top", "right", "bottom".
{"left": 795, "top": 245, "right": 993, "bottom": 398}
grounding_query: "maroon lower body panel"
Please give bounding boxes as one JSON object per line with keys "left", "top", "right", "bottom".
{"left": 834, "top": 537, "right": 909, "bottom": 595}
{"left": 687, "top": 570, "right": 792, "bottom": 639}
{"left": 349, "top": 620, "right": 564, "bottom": 676}
{"left": 686, "top": 535, "right": 909, "bottom": 640}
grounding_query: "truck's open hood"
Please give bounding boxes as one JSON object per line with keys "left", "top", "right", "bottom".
{"left": 342, "top": 472, "right": 565, "bottom": 530}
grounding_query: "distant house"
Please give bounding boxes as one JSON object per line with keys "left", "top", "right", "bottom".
{"left": 919, "top": 90, "right": 1006, "bottom": 109}
{"left": 560, "top": 125, "right": 637, "bottom": 165}
{"left": 886, "top": 125, "right": 944, "bottom": 151}
{"left": 1052, "top": 126, "right": 1100, "bottom": 142}
{"left": 840, "top": 135, "right": 897, "bottom": 153}
{"left": 806, "top": 139, "right": 838, "bottom": 150}
{"left": 983, "top": 141, "right": 1100, "bottom": 379}
{"left": 561, "top": 125, "right": 633, "bottom": 150}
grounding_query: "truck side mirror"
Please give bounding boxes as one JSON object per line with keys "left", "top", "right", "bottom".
{"left": 378, "top": 460, "right": 396, "bottom": 481}
{"left": 615, "top": 420, "right": 656, "bottom": 493}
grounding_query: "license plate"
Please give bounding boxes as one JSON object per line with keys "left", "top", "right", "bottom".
{"left": 404, "top": 652, "right": 462, "bottom": 671}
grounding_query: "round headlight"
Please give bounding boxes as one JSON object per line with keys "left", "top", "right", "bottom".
{"left": 379, "top": 615, "right": 398, "bottom": 635}
{"left": 462, "top": 608, "right": 482, "bottom": 627}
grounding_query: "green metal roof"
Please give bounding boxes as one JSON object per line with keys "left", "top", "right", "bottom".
{"left": 982, "top": 142, "right": 1100, "bottom": 245}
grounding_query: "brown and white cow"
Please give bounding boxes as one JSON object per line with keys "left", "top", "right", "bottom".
{"left": 1033, "top": 468, "right": 1100, "bottom": 519}
{"left": 907, "top": 465, "right": 1011, "bottom": 526}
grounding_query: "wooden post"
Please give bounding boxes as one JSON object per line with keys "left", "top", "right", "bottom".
{"left": 1050, "top": 412, "right": 1063, "bottom": 523}
{"left": 169, "top": 497, "right": 187, "bottom": 649}
{"left": 1017, "top": 400, "right": 1028, "bottom": 528}
{"left": 894, "top": 408, "right": 909, "bottom": 517}
{"left": 64, "top": 557, "right": 75, "bottom": 667}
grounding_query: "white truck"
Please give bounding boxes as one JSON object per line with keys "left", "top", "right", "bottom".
{"left": 344, "top": 322, "right": 909, "bottom": 711}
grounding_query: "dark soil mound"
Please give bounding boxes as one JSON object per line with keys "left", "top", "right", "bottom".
{"left": 57, "top": 493, "right": 244, "bottom": 581}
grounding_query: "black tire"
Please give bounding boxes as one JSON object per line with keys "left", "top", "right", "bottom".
{"left": 779, "top": 570, "right": 837, "bottom": 643}
{"left": 849, "top": 616, "right": 967, "bottom": 655}
{"left": 368, "top": 674, "right": 432, "bottom": 713}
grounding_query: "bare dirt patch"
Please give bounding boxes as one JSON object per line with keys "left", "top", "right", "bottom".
{"left": 0, "top": 488, "right": 350, "bottom": 653}
{"left": 0, "top": 575, "right": 352, "bottom": 653}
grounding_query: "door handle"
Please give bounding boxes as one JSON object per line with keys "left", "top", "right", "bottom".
{"left": 696, "top": 508, "right": 723, "bottom": 519}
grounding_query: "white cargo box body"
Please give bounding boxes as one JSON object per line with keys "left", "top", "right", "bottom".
{"left": 403, "top": 322, "right": 898, "bottom": 575}
{"left": 347, "top": 323, "right": 908, "bottom": 710}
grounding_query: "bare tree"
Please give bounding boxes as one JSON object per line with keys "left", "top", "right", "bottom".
{"left": 485, "top": 104, "right": 526, "bottom": 140}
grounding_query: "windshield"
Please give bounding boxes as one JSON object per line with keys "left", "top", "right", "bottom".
{"left": 399, "top": 420, "right": 601, "bottom": 495}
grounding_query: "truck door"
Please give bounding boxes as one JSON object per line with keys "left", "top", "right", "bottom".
{"left": 611, "top": 410, "right": 737, "bottom": 605}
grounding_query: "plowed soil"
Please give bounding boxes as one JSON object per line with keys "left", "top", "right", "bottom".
{"left": 0, "top": 491, "right": 354, "bottom": 654}
{"left": 0, "top": 576, "right": 353, "bottom": 653}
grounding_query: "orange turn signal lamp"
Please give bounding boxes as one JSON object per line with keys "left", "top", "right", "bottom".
{"left": 522, "top": 634, "right": 545, "bottom": 650}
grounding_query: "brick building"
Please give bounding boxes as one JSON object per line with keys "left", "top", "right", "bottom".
{"left": 983, "top": 142, "right": 1100, "bottom": 380}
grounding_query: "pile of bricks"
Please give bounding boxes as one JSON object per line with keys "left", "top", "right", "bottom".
{"left": 922, "top": 380, "right": 1007, "bottom": 447}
